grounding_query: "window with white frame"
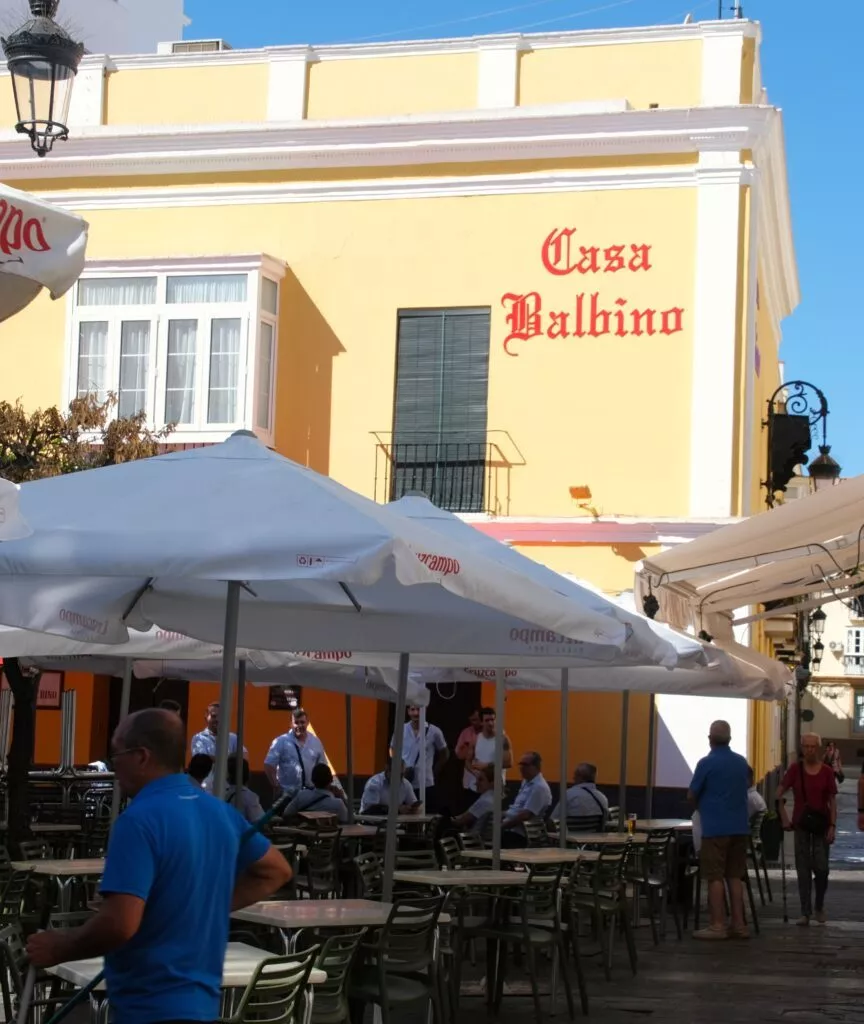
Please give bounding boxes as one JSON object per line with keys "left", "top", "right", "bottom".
{"left": 845, "top": 628, "right": 864, "bottom": 675}
{"left": 70, "top": 259, "right": 282, "bottom": 439}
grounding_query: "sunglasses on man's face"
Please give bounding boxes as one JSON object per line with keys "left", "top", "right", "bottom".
{"left": 108, "top": 746, "right": 143, "bottom": 769}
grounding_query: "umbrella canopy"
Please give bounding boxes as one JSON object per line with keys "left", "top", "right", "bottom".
{"left": 393, "top": 497, "right": 678, "bottom": 666}
{"left": 0, "top": 433, "right": 633, "bottom": 654}
{"left": 25, "top": 653, "right": 431, "bottom": 707}
{"left": 0, "top": 184, "right": 87, "bottom": 322}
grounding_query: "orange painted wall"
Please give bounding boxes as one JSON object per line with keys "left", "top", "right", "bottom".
{"left": 184, "top": 682, "right": 386, "bottom": 776}
{"left": 479, "top": 683, "right": 650, "bottom": 787}
{"left": 34, "top": 674, "right": 102, "bottom": 765}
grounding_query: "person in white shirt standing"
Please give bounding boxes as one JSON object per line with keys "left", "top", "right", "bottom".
{"left": 190, "top": 702, "right": 245, "bottom": 759}
{"left": 462, "top": 707, "right": 512, "bottom": 806}
{"left": 264, "top": 707, "right": 341, "bottom": 802}
{"left": 391, "top": 704, "right": 449, "bottom": 811}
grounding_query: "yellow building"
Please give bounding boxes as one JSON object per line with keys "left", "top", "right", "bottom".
{"left": 0, "top": 17, "right": 798, "bottom": 800}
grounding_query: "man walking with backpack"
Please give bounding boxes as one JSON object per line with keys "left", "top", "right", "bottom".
{"left": 777, "top": 732, "right": 837, "bottom": 925}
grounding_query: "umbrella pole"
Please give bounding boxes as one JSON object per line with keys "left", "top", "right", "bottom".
{"left": 383, "top": 653, "right": 409, "bottom": 902}
{"left": 645, "top": 693, "right": 656, "bottom": 819}
{"left": 559, "top": 668, "right": 569, "bottom": 851}
{"left": 345, "top": 694, "right": 354, "bottom": 823}
{"left": 492, "top": 669, "right": 506, "bottom": 869}
{"left": 418, "top": 699, "right": 427, "bottom": 814}
{"left": 110, "top": 659, "right": 133, "bottom": 824}
{"left": 233, "top": 659, "right": 247, "bottom": 806}
{"left": 617, "top": 690, "right": 630, "bottom": 832}
{"left": 213, "top": 581, "right": 241, "bottom": 799}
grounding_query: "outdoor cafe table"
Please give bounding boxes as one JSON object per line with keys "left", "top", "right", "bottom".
{"left": 357, "top": 814, "right": 436, "bottom": 826}
{"left": 272, "top": 824, "right": 378, "bottom": 841}
{"left": 393, "top": 869, "right": 530, "bottom": 888}
{"left": 47, "top": 942, "right": 326, "bottom": 1024}
{"left": 558, "top": 832, "right": 649, "bottom": 846}
{"left": 457, "top": 848, "right": 597, "bottom": 866}
{"left": 12, "top": 858, "right": 104, "bottom": 912}
{"left": 633, "top": 819, "right": 692, "bottom": 831}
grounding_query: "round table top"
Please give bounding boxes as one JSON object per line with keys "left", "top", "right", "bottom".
{"left": 12, "top": 859, "right": 104, "bottom": 876}
{"left": 47, "top": 943, "right": 326, "bottom": 990}
{"left": 233, "top": 899, "right": 395, "bottom": 929}
{"left": 392, "top": 868, "right": 529, "bottom": 887}
{"left": 633, "top": 819, "right": 693, "bottom": 831}
{"left": 458, "top": 848, "right": 596, "bottom": 865}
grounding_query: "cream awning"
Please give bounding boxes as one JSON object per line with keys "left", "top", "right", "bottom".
{"left": 636, "top": 477, "right": 864, "bottom": 630}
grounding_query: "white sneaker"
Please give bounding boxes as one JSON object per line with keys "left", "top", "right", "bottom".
{"left": 796, "top": 916, "right": 810, "bottom": 927}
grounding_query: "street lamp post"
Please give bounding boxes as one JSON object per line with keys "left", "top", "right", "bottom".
{"left": 2, "top": 0, "right": 84, "bottom": 158}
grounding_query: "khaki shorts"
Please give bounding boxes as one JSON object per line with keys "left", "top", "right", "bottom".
{"left": 700, "top": 835, "right": 748, "bottom": 882}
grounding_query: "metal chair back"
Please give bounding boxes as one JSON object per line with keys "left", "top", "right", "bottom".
{"left": 221, "top": 949, "right": 319, "bottom": 1024}
{"left": 309, "top": 930, "right": 366, "bottom": 1024}
{"left": 353, "top": 851, "right": 383, "bottom": 900}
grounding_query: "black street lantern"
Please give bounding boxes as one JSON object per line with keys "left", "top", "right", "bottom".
{"left": 2, "top": 1, "right": 84, "bottom": 158}
{"left": 811, "top": 639, "right": 825, "bottom": 671}
{"left": 808, "top": 445, "right": 842, "bottom": 494}
{"left": 809, "top": 606, "right": 827, "bottom": 638}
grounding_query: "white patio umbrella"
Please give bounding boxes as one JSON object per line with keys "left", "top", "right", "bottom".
{"left": 0, "top": 183, "right": 87, "bottom": 322}
{"left": 0, "top": 432, "right": 640, "bottom": 816}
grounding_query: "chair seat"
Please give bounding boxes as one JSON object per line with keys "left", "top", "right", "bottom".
{"left": 569, "top": 894, "right": 623, "bottom": 914}
{"left": 349, "top": 968, "right": 431, "bottom": 1005}
{"left": 472, "top": 922, "right": 558, "bottom": 946}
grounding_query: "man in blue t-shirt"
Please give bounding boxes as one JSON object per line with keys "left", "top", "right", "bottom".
{"left": 688, "top": 719, "right": 750, "bottom": 941}
{"left": 27, "top": 709, "right": 292, "bottom": 1024}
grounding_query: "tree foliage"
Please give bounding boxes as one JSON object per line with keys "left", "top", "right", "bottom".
{"left": 1, "top": 396, "right": 172, "bottom": 848}
{"left": 0, "top": 394, "right": 171, "bottom": 483}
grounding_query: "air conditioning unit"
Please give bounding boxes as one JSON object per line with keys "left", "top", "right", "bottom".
{"left": 829, "top": 641, "right": 843, "bottom": 651}
{"left": 157, "top": 40, "right": 233, "bottom": 55}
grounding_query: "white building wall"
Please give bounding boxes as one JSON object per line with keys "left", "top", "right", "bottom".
{"left": 655, "top": 694, "right": 751, "bottom": 788}
{"left": 0, "top": 0, "right": 188, "bottom": 56}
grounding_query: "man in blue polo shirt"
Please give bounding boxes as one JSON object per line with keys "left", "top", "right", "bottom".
{"left": 688, "top": 719, "right": 750, "bottom": 941}
{"left": 27, "top": 709, "right": 292, "bottom": 1024}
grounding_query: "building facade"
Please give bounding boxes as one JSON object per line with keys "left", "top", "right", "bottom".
{"left": 802, "top": 599, "right": 864, "bottom": 761}
{"left": 0, "top": 18, "right": 798, "bottom": 795}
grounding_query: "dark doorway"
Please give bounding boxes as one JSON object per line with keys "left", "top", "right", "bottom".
{"left": 105, "top": 676, "right": 190, "bottom": 761}
{"left": 387, "top": 680, "right": 481, "bottom": 813}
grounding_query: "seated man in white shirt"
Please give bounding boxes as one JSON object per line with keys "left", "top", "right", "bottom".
{"left": 451, "top": 765, "right": 497, "bottom": 835}
{"left": 502, "top": 751, "right": 553, "bottom": 848}
{"left": 223, "top": 756, "right": 265, "bottom": 824}
{"left": 281, "top": 763, "right": 348, "bottom": 823}
{"left": 747, "top": 768, "right": 767, "bottom": 820}
{"left": 551, "top": 762, "right": 609, "bottom": 826}
{"left": 360, "top": 759, "right": 420, "bottom": 815}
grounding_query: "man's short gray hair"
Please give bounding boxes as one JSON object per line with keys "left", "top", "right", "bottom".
{"left": 709, "top": 720, "right": 732, "bottom": 745}
{"left": 801, "top": 731, "right": 822, "bottom": 747}
{"left": 119, "top": 709, "right": 185, "bottom": 772}
{"left": 574, "top": 762, "right": 597, "bottom": 783}
{"left": 524, "top": 751, "right": 542, "bottom": 768}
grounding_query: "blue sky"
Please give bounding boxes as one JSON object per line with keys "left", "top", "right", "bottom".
{"left": 186, "top": 0, "right": 863, "bottom": 477}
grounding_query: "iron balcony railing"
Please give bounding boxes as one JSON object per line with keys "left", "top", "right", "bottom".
{"left": 373, "top": 434, "right": 519, "bottom": 515}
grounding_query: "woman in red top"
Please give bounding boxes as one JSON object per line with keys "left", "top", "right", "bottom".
{"left": 777, "top": 733, "right": 837, "bottom": 926}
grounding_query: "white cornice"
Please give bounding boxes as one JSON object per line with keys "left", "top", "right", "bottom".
{"left": 0, "top": 19, "right": 758, "bottom": 74}
{"left": 37, "top": 164, "right": 753, "bottom": 211}
{"left": 72, "top": 19, "right": 757, "bottom": 70}
{"left": 0, "top": 103, "right": 774, "bottom": 181}
{"left": 752, "top": 109, "right": 800, "bottom": 328}
{"left": 80, "top": 253, "right": 287, "bottom": 278}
